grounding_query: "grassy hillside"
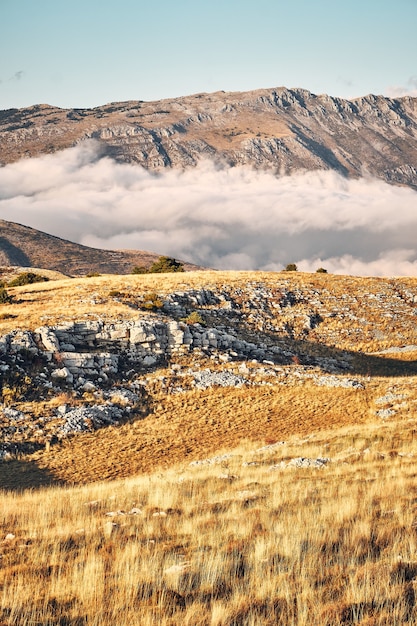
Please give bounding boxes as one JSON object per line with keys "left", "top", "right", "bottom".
{"left": 2, "top": 418, "right": 417, "bottom": 625}
{"left": 1, "top": 270, "right": 417, "bottom": 623}
{"left": 1, "top": 270, "right": 417, "bottom": 487}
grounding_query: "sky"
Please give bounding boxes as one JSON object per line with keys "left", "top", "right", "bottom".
{"left": 1, "top": 0, "right": 417, "bottom": 110}
{"left": 1, "top": 0, "right": 417, "bottom": 276}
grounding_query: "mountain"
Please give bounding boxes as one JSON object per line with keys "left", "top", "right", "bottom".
{"left": 1, "top": 87, "right": 417, "bottom": 188}
{"left": 0, "top": 219, "right": 199, "bottom": 275}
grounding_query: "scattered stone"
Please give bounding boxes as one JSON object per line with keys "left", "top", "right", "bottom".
{"left": 59, "top": 405, "right": 123, "bottom": 435}
{"left": 270, "top": 457, "right": 330, "bottom": 470}
{"left": 51, "top": 367, "right": 73, "bottom": 383}
{"left": 103, "top": 521, "right": 119, "bottom": 537}
{"left": 189, "top": 453, "right": 234, "bottom": 467}
{"left": 375, "top": 392, "right": 407, "bottom": 404}
{"left": 315, "top": 375, "right": 364, "bottom": 389}
{"left": 193, "top": 369, "right": 248, "bottom": 389}
{"left": 376, "top": 408, "right": 396, "bottom": 419}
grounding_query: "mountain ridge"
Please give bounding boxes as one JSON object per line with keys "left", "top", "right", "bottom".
{"left": 0, "top": 219, "right": 200, "bottom": 275}
{"left": 1, "top": 86, "right": 416, "bottom": 188}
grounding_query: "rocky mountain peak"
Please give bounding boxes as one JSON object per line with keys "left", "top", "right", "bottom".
{"left": 1, "top": 86, "right": 416, "bottom": 188}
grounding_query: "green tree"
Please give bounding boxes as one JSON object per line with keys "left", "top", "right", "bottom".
{"left": 132, "top": 256, "right": 184, "bottom": 274}
{"left": 148, "top": 256, "right": 185, "bottom": 273}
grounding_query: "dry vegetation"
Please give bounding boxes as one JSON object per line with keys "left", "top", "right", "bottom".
{"left": 1, "top": 269, "right": 417, "bottom": 346}
{"left": 2, "top": 417, "right": 417, "bottom": 625}
{"left": 1, "top": 270, "right": 417, "bottom": 624}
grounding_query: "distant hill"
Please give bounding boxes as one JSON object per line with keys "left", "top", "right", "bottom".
{"left": 0, "top": 219, "right": 199, "bottom": 275}
{"left": 1, "top": 86, "right": 417, "bottom": 188}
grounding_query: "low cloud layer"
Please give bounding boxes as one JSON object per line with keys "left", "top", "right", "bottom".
{"left": 1, "top": 141, "right": 417, "bottom": 276}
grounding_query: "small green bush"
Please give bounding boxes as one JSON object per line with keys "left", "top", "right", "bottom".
{"left": 284, "top": 263, "right": 298, "bottom": 272}
{"left": 8, "top": 272, "right": 50, "bottom": 287}
{"left": 316, "top": 267, "right": 328, "bottom": 273}
{"left": 0, "top": 288, "right": 13, "bottom": 304}
{"left": 86, "top": 272, "right": 101, "bottom": 278}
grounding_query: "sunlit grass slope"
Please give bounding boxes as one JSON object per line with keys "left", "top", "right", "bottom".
{"left": 2, "top": 417, "right": 417, "bottom": 625}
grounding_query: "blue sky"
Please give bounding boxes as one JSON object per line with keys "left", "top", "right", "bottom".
{"left": 1, "top": 0, "right": 416, "bottom": 110}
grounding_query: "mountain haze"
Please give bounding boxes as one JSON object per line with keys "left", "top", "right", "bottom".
{"left": 1, "top": 87, "right": 416, "bottom": 189}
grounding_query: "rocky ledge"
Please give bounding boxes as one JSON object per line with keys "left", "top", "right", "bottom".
{"left": 1, "top": 279, "right": 416, "bottom": 457}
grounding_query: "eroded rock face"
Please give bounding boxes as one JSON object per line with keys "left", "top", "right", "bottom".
{"left": 1, "top": 87, "right": 417, "bottom": 188}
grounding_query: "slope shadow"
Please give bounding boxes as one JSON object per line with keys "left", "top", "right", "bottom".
{"left": 0, "top": 237, "right": 31, "bottom": 267}
{"left": 0, "top": 458, "right": 64, "bottom": 492}
{"left": 268, "top": 333, "right": 417, "bottom": 378}
{"left": 290, "top": 125, "right": 350, "bottom": 175}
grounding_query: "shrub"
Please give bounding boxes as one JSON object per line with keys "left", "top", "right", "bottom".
{"left": 8, "top": 272, "right": 49, "bottom": 287}
{"left": 141, "top": 293, "right": 164, "bottom": 311}
{"left": 284, "top": 263, "right": 298, "bottom": 272}
{"left": 132, "top": 256, "right": 184, "bottom": 274}
{"left": 316, "top": 267, "right": 328, "bottom": 273}
{"left": 0, "top": 288, "right": 13, "bottom": 304}
{"left": 85, "top": 272, "right": 101, "bottom": 278}
{"left": 182, "top": 311, "right": 205, "bottom": 325}
{"left": 148, "top": 256, "right": 184, "bottom": 274}
{"left": 108, "top": 289, "right": 125, "bottom": 298}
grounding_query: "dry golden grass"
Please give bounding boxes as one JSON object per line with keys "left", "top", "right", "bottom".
{"left": 2, "top": 416, "right": 417, "bottom": 625}
{"left": 2, "top": 270, "right": 417, "bottom": 350}
{"left": 1, "top": 270, "right": 417, "bottom": 623}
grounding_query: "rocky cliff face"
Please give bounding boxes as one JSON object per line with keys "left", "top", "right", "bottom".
{"left": 1, "top": 87, "right": 417, "bottom": 188}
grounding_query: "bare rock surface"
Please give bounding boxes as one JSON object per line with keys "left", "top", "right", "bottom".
{"left": 1, "top": 87, "right": 416, "bottom": 188}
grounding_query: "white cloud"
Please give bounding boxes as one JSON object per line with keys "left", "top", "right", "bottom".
{"left": 1, "top": 141, "right": 417, "bottom": 276}
{"left": 386, "top": 76, "right": 417, "bottom": 98}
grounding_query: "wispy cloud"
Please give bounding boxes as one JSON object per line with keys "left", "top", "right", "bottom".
{"left": 0, "top": 71, "right": 25, "bottom": 87}
{"left": 386, "top": 76, "right": 417, "bottom": 98}
{"left": 12, "top": 70, "right": 24, "bottom": 81}
{"left": 1, "top": 141, "right": 417, "bottom": 276}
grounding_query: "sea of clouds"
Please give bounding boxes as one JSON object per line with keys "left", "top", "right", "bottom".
{"left": 1, "top": 141, "right": 417, "bottom": 276}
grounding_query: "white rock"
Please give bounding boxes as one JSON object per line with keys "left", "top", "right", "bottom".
{"left": 51, "top": 367, "right": 73, "bottom": 383}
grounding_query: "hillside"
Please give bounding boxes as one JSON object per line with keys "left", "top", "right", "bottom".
{"left": 1, "top": 87, "right": 416, "bottom": 188}
{"left": 2, "top": 270, "right": 417, "bottom": 624}
{"left": 1, "top": 270, "right": 416, "bottom": 488}
{"left": 2, "top": 417, "right": 417, "bottom": 625}
{"left": 0, "top": 219, "right": 199, "bottom": 275}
